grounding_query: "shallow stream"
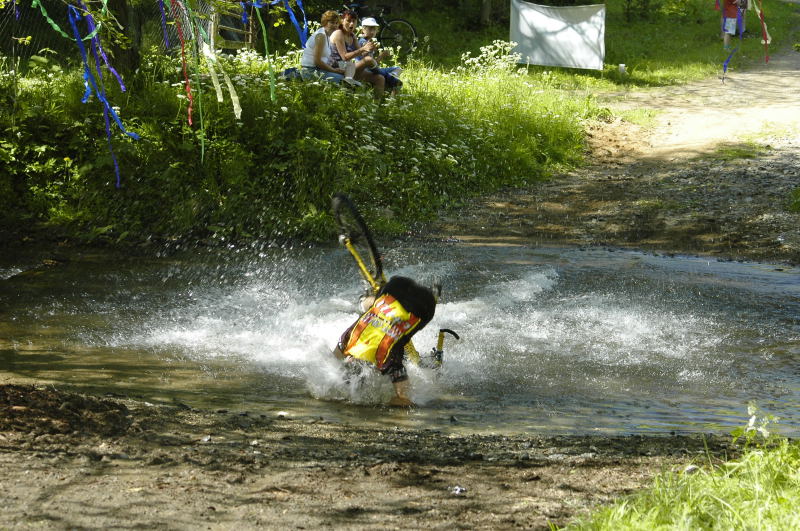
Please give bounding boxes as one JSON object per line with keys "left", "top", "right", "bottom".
{"left": 2, "top": 243, "right": 798, "bottom": 436}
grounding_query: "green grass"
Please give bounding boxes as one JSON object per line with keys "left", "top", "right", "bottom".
{"left": 567, "top": 438, "right": 800, "bottom": 530}
{"left": 406, "top": 0, "right": 799, "bottom": 88}
{"left": 790, "top": 188, "right": 800, "bottom": 213}
{"left": 566, "top": 408, "right": 800, "bottom": 530}
{"left": 0, "top": 43, "right": 595, "bottom": 243}
{"left": 1, "top": 0, "right": 798, "bottom": 244}
{"left": 709, "top": 140, "right": 770, "bottom": 161}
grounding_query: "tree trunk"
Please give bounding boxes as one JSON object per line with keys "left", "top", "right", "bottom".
{"left": 106, "top": 0, "right": 142, "bottom": 74}
{"left": 480, "top": 0, "right": 492, "bottom": 27}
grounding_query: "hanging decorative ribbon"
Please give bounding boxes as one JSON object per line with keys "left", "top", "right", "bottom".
{"left": 753, "top": 0, "right": 771, "bottom": 63}
{"left": 202, "top": 43, "right": 242, "bottom": 119}
{"left": 169, "top": 0, "right": 194, "bottom": 126}
{"left": 32, "top": 0, "right": 104, "bottom": 41}
{"left": 253, "top": 1, "right": 276, "bottom": 102}
{"left": 274, "top": 0, "right": 307, "bottom": 48}
{"left": 157, "top": 0, "right": 171, "bottom": 49}
{"left": 80, "top": 1, "right": 126, "bottom": 92}
{"left": 67, "top": 4, "right": 139, "bottom": 188}
{"left": 179, "top": 0, "right": 206, "bottom": 161}
{"left": 236, "top": 1, "right": 278, "bottom": 102}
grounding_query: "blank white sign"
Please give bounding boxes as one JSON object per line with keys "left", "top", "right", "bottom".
{"left": 511, "top": 0, "right": 606, "bottom": 70}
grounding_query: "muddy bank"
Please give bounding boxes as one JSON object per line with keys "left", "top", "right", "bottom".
{"left": 0, "top": 384, "right": 739, "bottom": 530}
{"left": 434, "top": 45, "right": 800, "bottom": 265}
{"left": 434, "top": 129, "right": 800, "bottom": 266}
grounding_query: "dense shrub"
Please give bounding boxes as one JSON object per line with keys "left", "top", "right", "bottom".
{"left": 1, "top": 43, "right": 593, "bottom": 243}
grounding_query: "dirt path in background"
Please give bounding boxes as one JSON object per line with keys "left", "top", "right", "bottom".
{"left": 434, "top": 44, "right": 800, "bottom": 264}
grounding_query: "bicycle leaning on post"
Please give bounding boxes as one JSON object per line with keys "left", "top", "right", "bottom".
{"left": 344, "top": 1, "right": 418, "bottom": 57}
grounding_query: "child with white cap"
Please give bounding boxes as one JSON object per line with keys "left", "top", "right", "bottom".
{"left": 358, "top": 17, "right": 403, "bottom": 95}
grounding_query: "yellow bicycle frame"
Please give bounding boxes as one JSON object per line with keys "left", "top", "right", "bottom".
{"left": 342, "top": 238, "right": 386, "bottom": 293}
{"left": 342, "top": 236, "right": 421, "bottom": 365}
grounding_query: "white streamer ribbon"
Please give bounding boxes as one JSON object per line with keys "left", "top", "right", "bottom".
{"left": 202, "top": 42, "right": 242, "bottom": 119}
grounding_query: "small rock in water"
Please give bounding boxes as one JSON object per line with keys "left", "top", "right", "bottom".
{"left": 201, "top": 435, "right": 212, "bottom": 443}
{"left": 449, "top": 415, "right": 459, "bottom": 423}
{"left": 276, "top": 411, "right": 289, "bottom": 418}
{"left": 450, "top": 485, "right": 467, "bottom": 496}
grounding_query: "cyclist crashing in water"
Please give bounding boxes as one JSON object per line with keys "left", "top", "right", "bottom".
{"left": 333, "top": 276, "right": 439, "bottom": 407}
{"left": 331, "top": 193, "right": 455, "bottom": 407}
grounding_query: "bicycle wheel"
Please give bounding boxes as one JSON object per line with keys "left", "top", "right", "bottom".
{"left": 378, "top": 18, "right": 417, "bottom": 57}
{"left": 331, "top": 194, "right": 385, "bottom": 290}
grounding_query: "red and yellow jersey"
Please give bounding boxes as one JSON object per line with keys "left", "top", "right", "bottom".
{"left": 344, "top": 294, "right": 422, "bottom": 369}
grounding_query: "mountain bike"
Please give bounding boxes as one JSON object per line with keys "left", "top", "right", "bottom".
{"left": 344, "top": 1, "right": 418, "bottom": 57}
{"left": 332, "top": 193, "right": 458, "bottom": 369}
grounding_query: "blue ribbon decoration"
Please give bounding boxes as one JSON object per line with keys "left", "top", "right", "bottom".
{"left": 158, "top": 0, "right": 171, "bottom": 49}
{"left": 80, "top": 1, "right": 126, "bottom": 92}
{"left": 281, "top": 0, "right": 308, "bottom": 48}
{"left": 242, "top": 0, "right": 307, "bottom": 47}
{"left": 90, "top": 32, "right": 121, "bottom": 186}
{"left": 13, "top": 0, "right": 20, "bottom": 20}
{"left": 240, "top": 1, "right": 249, "bottom": 25}
{"left": 68, "top": 5, "right": 139, "bottom": 188}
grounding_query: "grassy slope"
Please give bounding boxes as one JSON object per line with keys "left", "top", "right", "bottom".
{"left": 569, "top": 437, "right": 800, "bottom": 530}
{"left": 0, "top": 0, "right": 797, "bottom": 244}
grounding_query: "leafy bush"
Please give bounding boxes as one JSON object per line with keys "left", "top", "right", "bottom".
{"left": 1, "top": 40, "right": 593, "bottom": 244}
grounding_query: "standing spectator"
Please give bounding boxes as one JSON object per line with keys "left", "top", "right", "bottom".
{"left": 716, "top": 0, "right": 745, "bottom": 50}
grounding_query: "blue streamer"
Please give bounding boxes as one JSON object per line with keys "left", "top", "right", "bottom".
{"left": 282, "top": 0, "right": 307, "bottom": 47}
{"left": 158, "top": 0, "right": 171, "bottom": 49}
{"left": 242, "top": 0, "right": 306, "bottom": 47}
{"left": 81, "top": 1, "right": 126, "bottom": 92}
{"left": 68, "top": 5, "right": 139, "bottom": 188}
{"left": 240, "top": 1, "right": 249, "bottom": 25}
{"left": 91, "top": 37, "right": 121, "bottom": 186}
{"left": 13, "top": 0, "right": 20, "bottom": 20}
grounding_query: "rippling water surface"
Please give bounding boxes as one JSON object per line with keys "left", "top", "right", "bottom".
{"left": 1, "top": 243, "right": 798, "bottom": 436}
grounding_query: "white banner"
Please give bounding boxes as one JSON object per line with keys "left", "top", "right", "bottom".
{"left": 510, "top": 0, "right": 606, "bottom": 71}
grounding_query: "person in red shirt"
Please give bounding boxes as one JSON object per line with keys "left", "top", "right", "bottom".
{"left": 717, "top": 0, "right": 747, "bottom": 49}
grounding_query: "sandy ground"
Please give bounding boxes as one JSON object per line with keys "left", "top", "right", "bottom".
{"left": 0, "top": 385, "right": 736, "bottom": 530}
{"left": 434, "top": 43, "right": 800, "bottom": 265}
{"left": 2, "top": 44, "right": 800, "bottom": 530}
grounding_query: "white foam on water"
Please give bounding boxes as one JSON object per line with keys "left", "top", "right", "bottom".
{"left": 98, "top": 249, "right": 749, "bottom": 407}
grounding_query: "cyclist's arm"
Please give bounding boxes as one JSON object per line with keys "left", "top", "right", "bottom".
{"left": 403, "top": 341, "right": 420, "bottom": 366}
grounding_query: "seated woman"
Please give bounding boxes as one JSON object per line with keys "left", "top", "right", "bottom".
{"left": 299, "top": 10, "right": 353, "bottom": 84}
{"left": 329, "top": 10, "right": 385, "bottom": 99}
{"left": 357, "top": 17, "right": 403, "bottom": 96}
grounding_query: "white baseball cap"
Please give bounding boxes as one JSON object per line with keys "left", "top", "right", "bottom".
{"left": 361, "top": 17, "right": 380, "bottom": 27}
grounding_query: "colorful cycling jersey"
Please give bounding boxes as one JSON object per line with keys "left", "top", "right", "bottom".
{"left": 344, "top": 293, "right": 421, "bottom": 369}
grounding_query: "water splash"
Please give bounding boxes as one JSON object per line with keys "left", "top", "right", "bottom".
{"left": 5, "top": 244, "right": 798, "bottom": 434}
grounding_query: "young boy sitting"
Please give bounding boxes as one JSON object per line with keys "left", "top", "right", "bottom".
{"left": 358, "top": 18, "right": 403, "bottom": 95}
